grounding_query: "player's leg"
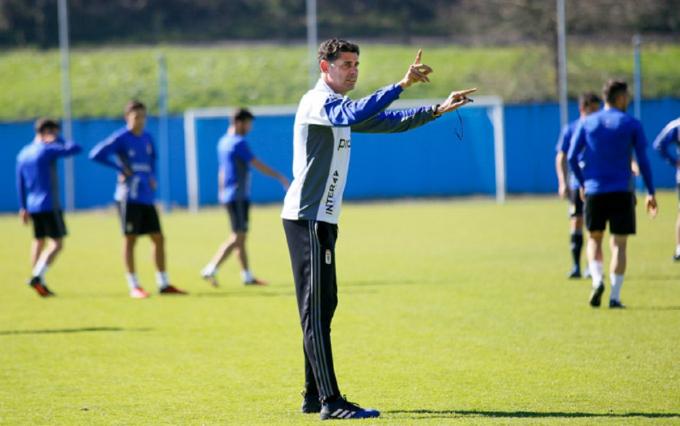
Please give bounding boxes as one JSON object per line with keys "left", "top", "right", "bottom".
{"left": 145, "top": 204, "right": 185, "bottom": 295}
{"left": 123, "top": 234, "right": 148, "bottom": 298}
{"left": 301, "top": 343, "right": 321, "bottom": 413}
{"left": 118, "top": 201, "right": 147, "bottom": 297}
{"left": 201, "top": 233, "right": 238, "bottom": 286}
{"left": 283, "top": 219, "right": 342, "bottom": 412}
{"left": 150, "top": 230, "right": 186, "bottom": 295}
{"left": 31, "top": 238, "right": 45, "bottom": 268}
{"left": 202, "top": 203, "right": 238, "bottom": 284}
{"left": 29, "top": 210, "right": 67, "bottom": 295}
{"left": 568, "top": 190, "right": 585, "bottom": 278}
{"left": 607, "top": 192, "right": 636, "bottom": 308}
{"left": 232, "top": 201, "right": 265, "bottom": 285}
{"left": 27, "top": 233, "right": 50, "bottom": 297}
{"left": 609, "top": 235, "right": 627, "bottom": 307}
{"left": 584, "top": 193, "right": 606, "bottom": 306}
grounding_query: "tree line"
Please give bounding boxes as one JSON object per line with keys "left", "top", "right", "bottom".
{"left": 1, "top": 0, "right": 678, "bottom": 48}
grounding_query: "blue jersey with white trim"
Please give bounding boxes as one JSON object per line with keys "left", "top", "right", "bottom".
{"left": 281, "top": 78, "right": 438, "bottom": 224}
{"left": 653, "top": 117, "right": 680, "bottom": 183}
{"left": 16, "top": 138, "right": 82, "bottom": 213}
{"left": 89, "top": 128, "right": 157, "bottom": 205}
{"left": 567, "top": 107, "right": 655, "bottom": 195}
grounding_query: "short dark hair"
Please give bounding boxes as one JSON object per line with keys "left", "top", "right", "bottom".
{"left": 578, "top": 92, "right": 601, "bottom": 109}
{"left": 124, "top": 99, "right": 146, "bottom": 115}
{"left": 602, "top": 80, "right": 628, "bottom": 104}
{"left": 232, "top": 108, "right": 254, "bottom": 122}
{"left": 34, "top": 118, "right": 60, "bottom": 134}
{"left": 318, "top": 38, "right": 360, "bottom": 63}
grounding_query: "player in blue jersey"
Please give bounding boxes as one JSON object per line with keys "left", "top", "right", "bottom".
{"left": 16, "top": 119, "right": 82, "bottom": 297}
{"left": 283, "top": 38, "right": 476, "bottom": 420}
{"left": 653, "top": 117, "right": 680, "bottom": 260}
{"left": 89, "top": 100, "right": 186, "bottom": 298}
{"left": 568, "top": 80, "right": 657, "bottom": 309}
{"left": 555, "top": 92, "right": 601, "bottom": 278}
{"left": 201, "top": 108, "right": 289, "bottom": 286}
{"left": 16, "top": 118, "right": 82, "bottom": 297}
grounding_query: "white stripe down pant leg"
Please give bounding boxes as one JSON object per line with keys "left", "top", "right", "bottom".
{"left": 283, "top": 219, "right": 340, "bottom": 401}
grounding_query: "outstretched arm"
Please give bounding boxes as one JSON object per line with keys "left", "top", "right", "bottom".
{"left": 351, "top": 88, "right": 476, "bottom": 134}
{"left": 251, "top": 158, "right": 289, "bottom": 190}
{"left": 46, "top": 140, "right": 83, "bottom": 159}
{"left": 324, "top": 49, "right": 435, "bottom": 127}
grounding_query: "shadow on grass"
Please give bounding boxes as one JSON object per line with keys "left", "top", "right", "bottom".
{"left": 630, "top": 306, "right": 680, "bottom": 311}
{"left": 192, "top": 289, "right": 296, "bottom": 298}
{"left": 0, "top": 326, "right": 153, "bottom": 336}
{"left": 341, "top": 279, "right": 455, "bottom": 288}
{"left": 386, "top": 409, "right": 680, "bottom": 419}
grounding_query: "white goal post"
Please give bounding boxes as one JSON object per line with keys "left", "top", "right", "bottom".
{"left": 183, "top": 96, "right": 505, "bottom": 212}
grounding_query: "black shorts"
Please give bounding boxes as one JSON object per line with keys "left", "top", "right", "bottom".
{"left": 117, "top": 202, "right": 162, "bottom": 235}
{"left": 568, "top": 188, "right": 584, "bottom": 218}
{"left": 30, "top": 210, "right": 67, "bottom": 239}
{"left": 585, "top": 192, "right": 636, "bottom": 235}
{"left": 225, "top": 200, "right": 250, "bottom": 233}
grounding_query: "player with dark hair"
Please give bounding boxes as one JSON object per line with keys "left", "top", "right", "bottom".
{"left": 16, "top": 118, "right": 82, "bottom": 296}
{"left": 282, "top": 37, "right": 476, "bottom": 420}
{"left": 555, "top": 92, "right": 601, "bottom": 278}
{"left": 89, "top": 100, "right": 186, "bottom": 298}
{"left": 568, "top": 80, "right": 657, "bottom": 309}
{"left": 201, "top": 108, "right": 289, "bottom": 286}
{"left": 653, "top": 116, "right": 680, "bottom": 260}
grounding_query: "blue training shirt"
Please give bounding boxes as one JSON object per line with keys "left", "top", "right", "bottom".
{"left": 653, "top": 117, "right": 680, "bottom": 183}
{"left": 89, "top": 128, "right": 157, "bottom": 205}
{"left": 556, "top": 119, "right": 581, "bottom": 190}
{"left": 218, "top": 134, "right": 255, "bottom": 203}
{"left": 16, "top": 138, "right": 82, "bottom": 213}
{"left": 567, "top": 107, "right": 655, "bottom": 195}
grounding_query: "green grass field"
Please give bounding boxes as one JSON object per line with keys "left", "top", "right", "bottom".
{"left": 1, "top": 43, "right": 679, "bottom": 120}
{"left": 1, "top": 195, "right": 679, "bottom": 425}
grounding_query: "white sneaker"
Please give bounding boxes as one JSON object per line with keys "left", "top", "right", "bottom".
{"left": 201, "top": 270, "right": 218, "bottom": 287}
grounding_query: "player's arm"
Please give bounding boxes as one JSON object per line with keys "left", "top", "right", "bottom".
{"left": 653, "top": 123, "right": 679, "bottom": 167}
{"left": 323, "top": 50, "right": 434, "bottom": 127}
{"left": 236, "top": 141, "right": 288, "bottom": 190}
{"left": 351, "top": 106, "right": 436, "bottom": 133}
{"left": 46, "top": 139, "right": 83, "bottom": 158}
{"left": 89, "top": 136, "right": 132, "bottom": 176}
{"left": 351, "top": 88, "right": 476, "bottom": 134}
{"left": 566, "top": 123, "right": 586, "bottom": 194}
{"left": 148, "top": 137, "right": 158, "bottom": 190}
{"left": 555, "top": 151, "right": 569, "bottom": 198}
{"left": 324, "top": 85, "right": 404, "bottom": 127}
{"left": 554, "top": 125, "right": 571, "bottom": 198}
{"left": 633, "top": 122, "right": 658, "bottom": 216}
{"left": 251, "top": 158, "right": 289, "bottom": 190}
{"left": 15, "top": 162, "right": 29, "bottom": 225}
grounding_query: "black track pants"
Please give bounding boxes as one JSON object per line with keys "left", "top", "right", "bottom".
{"left": 283, "top": 219, "right": 340, "bottom": 400}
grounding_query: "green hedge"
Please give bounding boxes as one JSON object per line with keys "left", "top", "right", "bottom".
{"left": 1, "top": 43, "right": 678, "bottom": 120}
